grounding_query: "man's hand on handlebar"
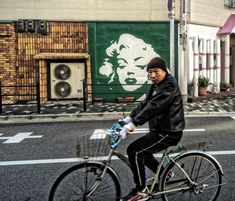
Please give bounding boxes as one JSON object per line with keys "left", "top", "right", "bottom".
{"left": 119, "top": 122, "right": 136, "bottom": 139}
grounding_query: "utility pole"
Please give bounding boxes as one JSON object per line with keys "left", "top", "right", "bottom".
{"left": 168, "top": 0, "right": 175, "bottom": 77}
{"left": 179, "top": 0, "right": 188, "bottom": 102}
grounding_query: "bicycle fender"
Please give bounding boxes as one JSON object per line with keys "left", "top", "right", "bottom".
{"left": 176, "top": 150, "right": 224, "bottom": 175}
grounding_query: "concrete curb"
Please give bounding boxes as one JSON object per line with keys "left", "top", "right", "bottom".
{"left": 0, "top": 112, "right": 125, "bottom": 124}
{"left": 0, "top": 111, "right": 235, "bottom": 124}
{"left": 185, "top": 112, "right": 235, "bottom": 117}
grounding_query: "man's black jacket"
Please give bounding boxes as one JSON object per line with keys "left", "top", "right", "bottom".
{"left": 130, "top": 74, "right": 185, "bottom": 133}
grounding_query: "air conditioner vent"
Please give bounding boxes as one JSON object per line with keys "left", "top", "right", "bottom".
{"left": 54, "top": 64, "right": 71, "bottom": 80}
{"left": 54, "top": 81, "right": 72, "bottom": 97}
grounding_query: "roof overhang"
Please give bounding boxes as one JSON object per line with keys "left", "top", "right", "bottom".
{"left": 217, "top": 14, "right": 235, "bottom": 36}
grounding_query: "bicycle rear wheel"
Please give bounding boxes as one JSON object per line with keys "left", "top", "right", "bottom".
{"left": 49, "top": 162, "right": 121, "bottom": 201}
{"left": 160, "top": 151, "right": 223, "bottom": 201}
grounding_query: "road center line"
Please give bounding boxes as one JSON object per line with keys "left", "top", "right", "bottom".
{"left": 1, "top": 150, "right": 235, "bottom": 166}
{"left": 91, "top": 128, "right": 206, "bottom": 139}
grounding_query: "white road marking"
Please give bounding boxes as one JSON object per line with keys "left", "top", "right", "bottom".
{"left": 184, "top": 129, "right": 205, "bottom": 132}
{"left": 90, "top": 129, "right": 106, "bottom": 139}
{"left": 0, "top": 158, "right": 85, "bottom": 166}
{"left": 231, "top": 116, "right": 235, "bottom": 120}
{"left": 0, "top": 150, "right": 235, "bottom": 166}
{"left": 0, "top": 132, "right": 43, "bottom": 144}
{"left": 90, "top": 128, "right": 206, "bottom": 139}
{"left": 206, "top": 150, "right": 235, "bottom": 155}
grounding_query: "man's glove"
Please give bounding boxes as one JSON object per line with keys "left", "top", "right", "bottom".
{"left": 123, "top": 116, "right": 133, "bottom": 124}
{"left": 119, "top": 122, "right": 136, "bottom": 139}
{"left": 119, "top": 116, "right": 133, "bottom": 126}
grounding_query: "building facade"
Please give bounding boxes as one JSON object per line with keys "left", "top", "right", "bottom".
{"left": 181, "top": 0, "right": 235, "bottom": 99}
{"left": 0, "top": 0, "right": 234, "bottom": 103}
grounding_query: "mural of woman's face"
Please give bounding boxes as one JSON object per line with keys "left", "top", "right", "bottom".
{"left": 116, "top": 55, "right": 148, "bottom": 91}
{"left": 99, "top": 33, "right": 159, "bottom": 92}
{"left": 115, "top": 34, "right": 159, "bottom": 91}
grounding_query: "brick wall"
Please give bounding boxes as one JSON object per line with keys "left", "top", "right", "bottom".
{"left": 0, "top": 21, "right": 88, "bottom": 103}
{"left": 0, "top": 23, "right": 16, "bottom": 103}
{"left": 16, "top": 21, "right": 88, "bottom": 101}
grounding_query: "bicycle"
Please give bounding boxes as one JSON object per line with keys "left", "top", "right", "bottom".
{"left": 48, "top": 123, "right": 224, "bottom": 201}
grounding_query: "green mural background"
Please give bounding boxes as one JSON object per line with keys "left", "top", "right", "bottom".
{"left": 88, "top": 21, "right": 178, "bottom": 101}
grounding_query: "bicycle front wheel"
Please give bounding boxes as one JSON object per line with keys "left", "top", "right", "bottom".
{"left": 160, "top": 151, "right": 223, "bottom": 201}
{"left": 49, "top": 162, "right": 121, "bottom": 201}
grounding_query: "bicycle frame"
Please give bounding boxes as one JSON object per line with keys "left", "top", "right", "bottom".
{"left": 86, "top": 148, "right": 120, "bottom": 197}
{"left": 85, "top": 145, "right": 188, "bottom": 198}
{"left": 149, "top": 150, "right": 195, "bottom": 197}
{"left": 85, "top": 148, "right": 129, "bottom": 198}
{"left": 116, "top": 147, "right": 223, "bottom": 198}
{"left": 143, "top": 148, "right": 192, "bottom": 196}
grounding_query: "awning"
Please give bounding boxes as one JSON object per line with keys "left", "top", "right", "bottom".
{"left": 217, "top": 14, "right": 235, "bottom": 35}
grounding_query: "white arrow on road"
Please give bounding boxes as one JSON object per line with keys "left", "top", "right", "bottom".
{"left": 0, "top": 132, "right": 43, "bottom": 144}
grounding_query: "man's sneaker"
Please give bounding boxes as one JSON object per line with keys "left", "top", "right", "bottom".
{"left": 121, "top": 188, "right": 138, "bottom": 201}
{"left": 122, "top": 187, "right": 149, "bottom": 201}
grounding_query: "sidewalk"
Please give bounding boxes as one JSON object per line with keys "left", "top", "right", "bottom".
{"left": 0, "top": 94, "right": 235, "bottom": 123}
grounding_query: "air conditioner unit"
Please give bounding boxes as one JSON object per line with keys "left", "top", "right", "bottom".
{"left": 50, "top": 62, "right": 85, "bottom": 99}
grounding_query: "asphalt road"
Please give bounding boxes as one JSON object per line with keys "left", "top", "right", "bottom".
{"left": 0, "top": 116, "right": 234, "bottom": 201}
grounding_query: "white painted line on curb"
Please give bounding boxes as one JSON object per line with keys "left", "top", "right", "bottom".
{"left": 184, "top": 129, "right": 205, "bottom": 132}
{"left": 0, "top": 150, "right": 235, "bottom": 166}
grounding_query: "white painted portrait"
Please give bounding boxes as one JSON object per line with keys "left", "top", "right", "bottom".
{"left": 99, "top": 33, "right": 160, "bottom": 100}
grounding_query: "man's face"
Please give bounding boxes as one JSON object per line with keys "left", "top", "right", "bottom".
{"left": 147, "top": 67, "right": 167, "bottom": 85}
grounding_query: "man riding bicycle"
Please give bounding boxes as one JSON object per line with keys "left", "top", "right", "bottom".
{"left": 120, "top": 57, "right": 185, "bottom": 201}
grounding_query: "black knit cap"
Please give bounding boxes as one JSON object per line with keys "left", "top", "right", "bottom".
{"left": 147, "top": 57, "right": 167, "bottom": 72}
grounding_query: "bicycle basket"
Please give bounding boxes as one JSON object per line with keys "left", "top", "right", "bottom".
{"left": 76, "top": 134, "right": 110, "bottom": 159}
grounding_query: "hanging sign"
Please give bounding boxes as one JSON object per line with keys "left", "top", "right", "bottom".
{"left": 168, "top": 0, "right": 173, "bottom": 12}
